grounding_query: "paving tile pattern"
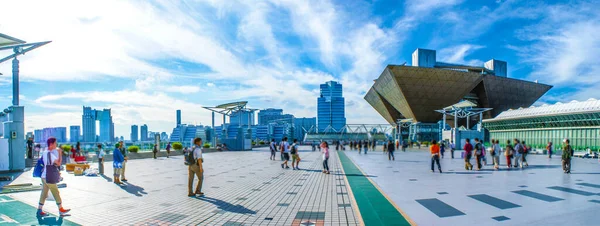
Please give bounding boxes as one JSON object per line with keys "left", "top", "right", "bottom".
{"left": 6, "top": 147, "right": 359, "bottom": 226}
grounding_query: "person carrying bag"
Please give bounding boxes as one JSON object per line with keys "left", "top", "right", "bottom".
{"left": 37, "top": 137, "right": 70, "bottom": 217}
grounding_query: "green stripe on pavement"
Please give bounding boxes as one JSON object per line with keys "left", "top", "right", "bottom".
{"left": 0, "top": 195, "right": 80, "bottom": 225}
{"left": 338, "top": 151, "right": 411, "bottom": 226}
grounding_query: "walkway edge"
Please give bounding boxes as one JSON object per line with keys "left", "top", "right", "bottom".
{"left": 338, "top": 151, "right": 417, "bottom": 226}
{"left": 337, "top": 151, "right": 365, "bottom": 226}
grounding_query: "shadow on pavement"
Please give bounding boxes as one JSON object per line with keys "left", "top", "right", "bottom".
{"left": 100, "top": 174, "right": 113, "bottom": 182}
{"left": 197, "top": 196, "right": 257, "bottom": 214}
{"left": 37, "top": 215, "right": 65, "bottom": 225}
{"left": 120, "top": 182, "right": 148, "bottom": 197}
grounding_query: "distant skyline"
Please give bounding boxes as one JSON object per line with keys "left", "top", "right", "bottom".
{"left": 1, "top": 0, "right": 598, "bottom": 138}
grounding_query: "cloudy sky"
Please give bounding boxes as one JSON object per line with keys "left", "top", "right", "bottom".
{"left": 0, "top": 0, "right": 598, "bottom": 139}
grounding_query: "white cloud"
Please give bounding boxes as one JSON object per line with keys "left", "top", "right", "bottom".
{"left": 438, "top": 44, "right": 485, "bottom": 66}
{"left": 206, "top": 82, "right": 215, "bottom": 87}
{"left": 512, "top": 2, "right": 600, "bottom": 101}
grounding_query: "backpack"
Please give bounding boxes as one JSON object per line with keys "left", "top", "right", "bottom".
{"left": 184, "top": 148, "right": 196, "bottom": 166}
{"left": 474, "top": 143, "right": 482, "bottom": 155}
{"left": 290, "top": 144, "right": 298, "bottom": 154}
{"left": 518, "top": 144, "right": 525, "bottom": 154}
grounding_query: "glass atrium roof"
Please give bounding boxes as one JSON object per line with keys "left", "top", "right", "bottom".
{"left": 485, "top": 98, "right": 600, "bottom": 122}
{"left": 0, "top": 33, "right": 25, "bottom": 47}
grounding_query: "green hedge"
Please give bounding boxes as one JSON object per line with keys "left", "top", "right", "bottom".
{"left": 60, "top": 145, "right": 72, "bottom": 155}
{"left": 128, "top": 146, "right": 140, "bottom": 153}
{"left": 203, "top": 143, "right": 210, "bottom": 148}
{"left": 172, "top": 142, "right": 183, "bottom": 150}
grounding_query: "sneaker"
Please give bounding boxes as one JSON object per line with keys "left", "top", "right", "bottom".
{"left": 285, "top": 166, "right": 290, "bottom": 169}
{"left": 439, "top": 169, "right": 443, "bottom": 173}
{"left": 431, "top": 170, "right": 434, "bottom": 173}
{"left": 292, "top": 167, "right": 296, "bottom": 170}
{"left": 296, "top": 167, "right": 300, "bottom": 170}
{"left": 36, "top": 209, "right": 49, "bottom": 217}
{"left": 281, "top": 164, "right": 284, "bottom": 169}
{"left": 196, "top": 192, "right": 205, "bottom": 196}
{"left": 188, "top": 193, "right": 195, "bottom": 197}
{"left": 59, "top": 208, "right": 71, "bottom": 216}
{"left": 121, "top": 179, "right": 128, "bottom": 182}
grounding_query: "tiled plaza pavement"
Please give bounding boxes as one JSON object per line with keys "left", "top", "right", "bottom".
{"left": 345, "top": 148, "right": 600, "bottom": 226}
{"left": 3, "top": 146, "right": 361, "bottom": 226}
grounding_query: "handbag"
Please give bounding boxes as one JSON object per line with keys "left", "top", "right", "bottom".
{"left": 33, "top": 158, "right": 44, "bottom": 178}
{"left": 45, "top": 152, "right": 60, "bottom": 184}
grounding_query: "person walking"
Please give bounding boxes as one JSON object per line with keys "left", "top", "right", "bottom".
{"left": 270, "top": 139, "right": 277, "bottom": 160}
{"left": 358, "top": 141, "right": 363, "bottom": 154}
{"left": 562, "top": 139, "right": 573, "bottom": 174}
{"left": 474, "top": 138, "right": 483, "bottom": 170}
{"left": 430, "top": 140, "right": 442, "bottom": 173}
{"left": 321, "top": 141, "right": 330, "bottom": 174}
{"left": 291, "top": 139, "right": 301, "bottom": 170}
{"left": 37, "top": 137, "right": 71, "bottom": 217}
{"left": 166, "top": 142, "right": 172, "bottom": 158}
{"left": 363, "top": 140, "right": 368, "bottom": 154}
{"left": 97, "top": 144, "right": 105, "bottom": 175}
{"left": 280, "top": 137, "right": 291, "bottom": 169}
{"left": 505, "top": 140, "right": 514, "bottom": 168}
{"left": 513, "top": 139, "right": 522, "bottom": 168}
{"left": 27, "top": 137, "right": 34, "bottom": 159}
{"left": 119, "top": 141, "right": 129, "bottom": 182}
{"left": 188, "top": 138, "right": 204, "bottom": 197}
{"left": 372, "top": 140, "right": 377, "bottom": 152}
{"left": 387, "top": 140, "right": 395, "bottom": 161}
{"left": 491, "top": 139, "right": 501, "bottom": 170}
{"left": 522, "top": 141, "right": 529, "bottom": 167}
{"left": 153, "top": 143, "right": 158, "bottom": 159}
{"left": 112, "top": 143, "right": 125, "bottom": 186}
{"left": 396, "top": 140, "right": 400, "bottom": 150}
{"left": 547, "top": 141, "right": 553, "bottom": 159}
{"left": 464, "top": 138, "right": 474, "bottom": 170}
{"left": 402, "top": 140, "right": 407, "bottom": 152}
{"left": 440, "top": 141, "right": 446, "bottom": 158}
{"left": 383, "top": 141, "right": 387, "bottom": 153}
{"left": 450, "top": 141, "right": 455, "bottom": 159}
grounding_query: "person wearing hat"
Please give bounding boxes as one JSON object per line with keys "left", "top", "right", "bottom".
{"left": 112, "top": 143, "right": 125, "bottom": 186}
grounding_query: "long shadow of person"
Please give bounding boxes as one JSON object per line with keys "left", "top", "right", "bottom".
{"left": 37, "top": 215, "right": 65, "bottom": 225}
{"left": 100, "top": 174, "right": 113, "bottom": 182}
{"left": 120, "top": 182, "right": 148, "bottom": 197}
{"left": 197, "top": 196, "right": 257, "bottom": 214}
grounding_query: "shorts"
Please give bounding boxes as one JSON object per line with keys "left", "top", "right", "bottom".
{"left": 283, "top": 153, "right": 290, "bottom": 161}
{"left": 292, "top": 154, "right": 300, "bottom": 161}
{"left": 113, "top": 167, "right": 123, "bottom": 176}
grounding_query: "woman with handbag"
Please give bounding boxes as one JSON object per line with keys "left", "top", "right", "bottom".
{"left": 37, "top": 137, "right": 70, "bottom": 217}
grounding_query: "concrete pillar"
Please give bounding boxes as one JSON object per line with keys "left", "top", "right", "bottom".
{"left": 12, "top": 58, "right": 19, "bottom": 106}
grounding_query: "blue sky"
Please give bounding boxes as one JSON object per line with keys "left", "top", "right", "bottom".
{"left": 0, "top": 0, "right": 598, "bottom": 139}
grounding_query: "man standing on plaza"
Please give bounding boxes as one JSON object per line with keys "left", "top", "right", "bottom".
{"left": 269, "top": 139, "right": 277, "bottom": 160}
{"left": 463, "top": 139, "right": 473, "bottom": 170}
{"left": 27, "top": 137, "right": 34, "bottom": 159}
{"left": 474, "top": 138, "right": 483, "bottom": 170}
{"left": 562, "top": 139, "right": 573, "bottom": 174}
{"left": 119, "top": 141, "right": 128, "bottom": 182}
{"left": 513, "top": 139, "right": 522, "bottom": 168}
{"left": 188, "top": 138, "right": 204, "bottom": 196}
{"left": 387, "top": 140, "right": 395, "bottom": 161}
{"left": 280, "top": 137, "right": 291, "bottom": 169}
{"left": 450, "top": 141, "right": 455, "bottom": 159}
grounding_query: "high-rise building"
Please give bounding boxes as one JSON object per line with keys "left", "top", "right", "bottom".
{"left": 69, "top": 126, "right": 81, "bottom": 142}
{"left": 82, "top": 106, "right": 114, "bottom": 142}
{"left": 160, "top": 132, "right": 168, "bottom": 141}
{"left": 294, "top": 117, "right": 316, "bottom": 141}
{"left": 131, "top": 125, "right": 139, "bottom": 142}
{"left": 141, "top": 124, "right": 148, "bottom": 141}
{"left": 230, "top": 111, "right": 255, "bottom": 126}
{"left": 317, "top": 81, "right": 346, "bottom": 132}
{"left": 258, "top": 108, "right": 293, "bottom": 125}
{"left": 34, "top": 129, "right": 42, "bottom": 143}
{"left": 41, "top": 127, "right": 67, "bottom": 143}
{"left": 176, "top": 110, "right": 182, "bottom": 126}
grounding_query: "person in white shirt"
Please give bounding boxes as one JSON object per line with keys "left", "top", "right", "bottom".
{"left": 97, "top": 144, "right": 105, "bottom": 175}
{"left": 491, "top": 139, "right": 501, "bottom": 170}
{"left": 37, "top": 137, "right": 70, "bottom": 217}
{"left": 188, "top": 138, "right": 204, "bottom": 197}
{"left": 280, "top": 137, "right": 290, "bottom": 169}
